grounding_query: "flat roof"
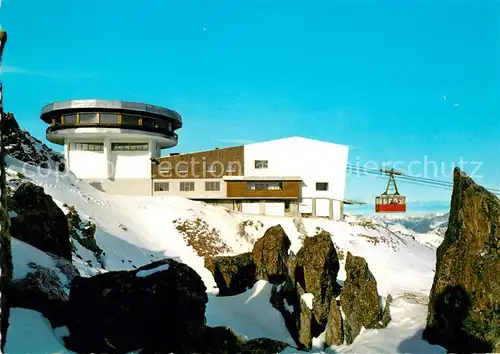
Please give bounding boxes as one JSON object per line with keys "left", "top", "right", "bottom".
{"left": 223, "top": 176, "right": 302, "bottom": 181}
{"left": 40, "top": 99, "right": 182, "bottom": 124}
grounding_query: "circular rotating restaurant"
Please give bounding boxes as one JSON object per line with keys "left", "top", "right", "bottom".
{"left": 40, "top": 99, "right": 183, "bottom": 195}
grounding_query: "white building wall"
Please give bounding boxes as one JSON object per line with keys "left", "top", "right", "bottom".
{"left": 315, "top": 198, "right": 331, "bottom": 217}
{"left": 264, "top": 201, "right": 285, "bottom": 216}
{"left": 109, "top": 152, "right": 151, "bottom": 179}
{"left": 63, "top": 131, "right": 164, "bottom": 195}
{"left": 243, "top": 136, "right": 349, "bottom": 219}
{"left": 242, "top": 201, "right": 261, "bottom": 214}
{"left": 67, "top": 150, "right": 107, "bottom": 179}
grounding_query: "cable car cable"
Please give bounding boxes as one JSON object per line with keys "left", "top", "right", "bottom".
{"left": 346, "top": 164, "right": 500, "bottom": 195}
{"left": 347, "top": 164, "right": 500, "bottom": 192}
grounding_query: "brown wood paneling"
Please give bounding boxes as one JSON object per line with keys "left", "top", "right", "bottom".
{"left": 152, "top": 146, "right": 244, "bottom": 179}
{"left": 226, "top": 181, "right": 300, "bottom": 199}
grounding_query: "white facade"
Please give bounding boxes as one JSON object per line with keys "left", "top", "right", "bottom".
{"left": 243, "top": 136, "right": 349, "bottom": 219}
{"left": 61, "top": 127, "right": 170, "bottom": 195}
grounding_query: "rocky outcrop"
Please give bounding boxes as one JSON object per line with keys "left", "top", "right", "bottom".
{"left": 206, "top": 224, "right": 292, "bottom": 296}
{"left": 423, "top": 168, "right": 500, "bottom": 353}
{"left": 206, "top": 225, "right": 391, "bottom": 351}
{"left": 0, "top": 78, "right": 13, "bottom": 351}
{"left": 295, "top": 231, "right": 340, "bottom": 327}
{"left": 180, "top": 326, "right": 289, "bottom": 354}
{"left": 9, "top": 182, "right": 72, "bottom": 260}
{"left": 65, "top": 204, "right": 104, "bottom": 267}
{"left": 9, "top": 262, "right": 72, "bottom": 327}
{"left": 252, "top": 224, "right": 291, "bottom": 284}
{"left": 271, "top": 231, "right": 342, "bottom": 350}
{"left": 205, "top": 252, "right": 255, "bottom": 296}
{"left": 64, "top": 259, "right": 208, "bottom": 354}
{"left": 325, "top": 300, "right": 343, "bottom": 346}
{"left": 340, "top": 252, "right": 389, "bottom": 344}
{"left": 2, "top": 112, "right": 65, "bottom": 171}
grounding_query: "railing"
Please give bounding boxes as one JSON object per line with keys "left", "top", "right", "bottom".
{"left": 46, "top": 122, "right": 178, "bottom": 140}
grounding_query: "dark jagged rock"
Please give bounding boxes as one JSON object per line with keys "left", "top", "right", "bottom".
{"left": 325, "top": 299, "right": 343, "bottom": 346}
{"left": 2, "top": 112, "right": 65, "bottom": 171}
{"left": 64, "top": 259, "right": 208, "bottom": 354}
{"left": 268, "top": 232, "right": 342, "bottom": 350}
{"left": 423, "top": 168, "right": 500, "bottom": 353}
{"left": 9, "top": 182, "right": 71, "bottom": 260}
{"left": 179, "top": 326, "right": 290, "bottom": 354}
{"left": 252, "top": 224, "right": 291, "bottom": 284}
{"left": 65, "top": 204, "right": 104, "bottom": 267}
{"left": 270, "top": 273, "right": 303, "bottom": 348}
{"left": 205, "top": 252, "right": 255, "bottom": 296}
{"left": 295, "top": 231, "right": 341, "bottom": 327}
{"left": 340, "top": 252, "right": 384, "bottom": 344}
{"left": 296, "top": 283, "right": 314, "bottom": 349}
{"left": 380, "top": 294, "right": 393, "bottom": 327}
{"left": 9, "top": 262, "right": 70, "bottom": 327}
{"left": 0, "top": 109, "right": 13, "bottom": 352}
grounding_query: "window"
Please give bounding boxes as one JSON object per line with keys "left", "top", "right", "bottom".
{"left": 207, "top": 163, "right": 217, "bottom": 173}
{"left": 78, "top": 112, "right": 98, "bottom": 124}
{"left": 154, "top": 182, "right": 169, "bottom": 192}
{"left": 316, "top": 182, "right": 329, "bottom": 191}
{"left": 180, "top": 181, "right": 195, "bottom": 192}
{"left": 63, "top": 114, "right": 77, "bottom": 124}
{"left": 122, "top": 114, "right": 141, "bottom": 126}
{"left": 142, "top": 118, "right": 159, "bottom": 129}
{"left": 111, "top": 143, "right": 149, "bottom": 151}
{"left": 205, "top": 181, "right": 220, "bottom": 191}
{"left": 247, "top": 181, "right": 283, "bottom": 191}
{"left": 158, "top": 163, "right": 170, "bottom": 173}
{"left": 157, "top": 120, "right": 169, "bottom": 130}
{"left": 99, "top": 113, "right": 119, "bottom": 124}
{"left": 177, "top": 162, "right": 188, "bottom": 174}
{"left": 254, "top": 160, "right": 268, "bottom": 169}
{"left": 69, "top": 142, "right": 104, "bottom": 151}
{"left": 226, "top": 162, "right": 236, "bottom": 172}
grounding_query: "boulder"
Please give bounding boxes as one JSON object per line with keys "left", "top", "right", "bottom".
{"left": 270, "top": 276, "right": 302, "bottom": 347}
{"left": 340, "top": 252, "right": 382, "bottom": 344}
{"left": 296, "top": 283, "right": 314, "bottom": 349}
{"left": 10, "top": 182, "right": 71, "bottom": 260}
{"left": 295, "top": 231, "right": 341, "bottom": 327}
{"left": 65, "top": 204, "right": 104, "bottom": 267}
{"left": 205, "top": 252, "right": 255, "bottom": 296}
{"left": 179, "top": 326, "right": 290, "bottom": 354}
{"left": 325, "top": 300, "right": 343, "bottom": 346}
{"left": 423, "top": 168, "right": 500, "bottom": 353}
{"left": 252, "top": 224, "right": 291, "bottom": 284}
{"left": 9, "top": 262, "right": 70, "bottom": 327}
{"left": 270, "top": 263, "right": 323, "bottom": 350}
{"left": 64, "top": 259, "right": 208, "bottom": 353}
{"left": 269, "top": 233, "right": 342, "bottom": 350}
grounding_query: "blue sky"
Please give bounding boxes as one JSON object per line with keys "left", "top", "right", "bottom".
{"left": 1, "top": 1, "right": 499, "bottom": 210}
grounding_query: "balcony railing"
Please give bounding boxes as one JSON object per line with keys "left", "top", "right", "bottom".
{"left": 46, "top": 122, "right": 178, "bottom": 141}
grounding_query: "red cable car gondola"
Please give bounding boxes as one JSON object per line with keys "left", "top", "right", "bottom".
{"left": 375, "top": 168, "right": 406, "bottom": 213}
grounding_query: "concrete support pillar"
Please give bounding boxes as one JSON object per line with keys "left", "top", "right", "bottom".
{"left": 340, "top": 201, "right": 344, "bottom": 220}
{"left": 259, "top": 200, "right": 265, "bottom": 215}
{"left": 312, "top": 198, "right": 317, "bottom": 217}
{"left": 63, "top": 139, "right": 69, "bottom": 168}
{"left": 103, "top": 137, "right": 112, "bottom": 179}
{"left": 329, "top": 199, "right": 334, "bottom": 220}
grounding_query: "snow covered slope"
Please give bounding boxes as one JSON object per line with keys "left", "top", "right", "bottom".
{"left": 4, "top": 155, "right": 446, "bottom": 353}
